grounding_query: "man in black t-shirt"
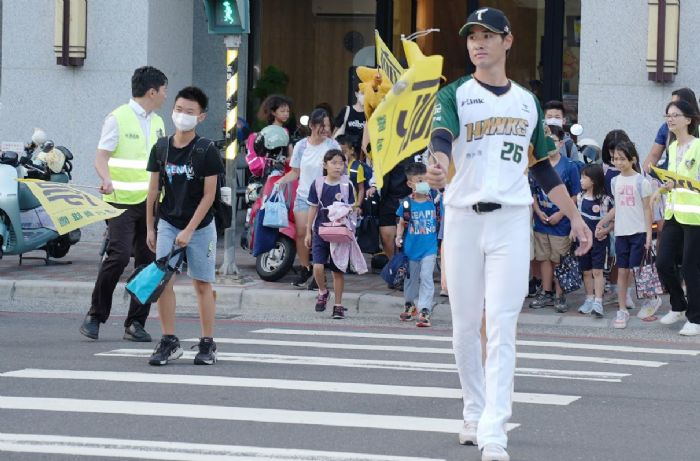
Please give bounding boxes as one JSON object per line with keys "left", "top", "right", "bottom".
{"left": 145, "top": 86, "right": 224, "bottom": 367}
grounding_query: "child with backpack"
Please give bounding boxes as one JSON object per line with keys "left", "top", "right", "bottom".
{"left": 575, "top": 164, "right": 613, "bottom": 318}
{"left": 597, "top": 141, "right": 661, "bottom": 328}
{"left": 305, "top": 149, "right": 358, "bottom": 319}
{"left": 336, "top": 134, "right": 367, "bottom": 205}
{"left": 395, "top": 162, "right": 440, "bottom": 327}
{"left": 145, "top": 86, "right": 224, "bottom": 366}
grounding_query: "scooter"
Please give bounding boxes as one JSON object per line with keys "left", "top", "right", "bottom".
{"left": 240, "top": 126, "right": 299, "bottom": 282}
{"left": 0, "top": 129, "right": 81, "bottom": 264}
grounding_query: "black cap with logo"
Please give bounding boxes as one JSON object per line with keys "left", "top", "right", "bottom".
{"left": 459, "top": 7, "right": 511, "bottom": 37}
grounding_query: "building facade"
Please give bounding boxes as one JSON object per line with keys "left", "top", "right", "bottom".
{"left": 1, "top": 0, "right": 697, "bottom": 210}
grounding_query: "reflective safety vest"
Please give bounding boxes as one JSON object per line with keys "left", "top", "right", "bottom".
{"left": 665, "top": 139, "right": 700, "bottom": 225}
{"left": 105, "top": 104, "right": 164, "bottom": 204}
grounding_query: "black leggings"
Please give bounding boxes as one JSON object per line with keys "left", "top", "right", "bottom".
{"left": 656, "top": 217, "right": 700, "bottom": 323}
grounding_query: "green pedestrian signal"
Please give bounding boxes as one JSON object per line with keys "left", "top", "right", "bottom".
{"left": 203, "top": 0, "right": 250, "bottom": 34}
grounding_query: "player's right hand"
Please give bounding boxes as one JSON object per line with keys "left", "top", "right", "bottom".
{"left": 426, "top": 164, "right": 446, "bottom": 190}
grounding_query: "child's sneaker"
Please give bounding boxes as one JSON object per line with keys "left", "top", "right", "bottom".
{"left": 554, "top": 295, "right": 568, "bottom": 313}
{"left": 400, "top": 302, "right": 417, "bottom": 321}
{"left": 148, "top": 336, "right": 183, "bottom": 366}
{"left": 332, "top": 304, "right": 345, "bottom": 319}
{"left": 416, "top": 309, "right": 431, "bottom": 327}
{"left": 315, "top": 290, "right": 329, "bottom": 312}
{"left": 637, "top": 296, "right": 662, "bottom": 320}
{"left": 591, "top": 300, "right": 604, "bottom": 318}
{"left": 529, "top": 292, "right": 554, "bottom": 309}
{"left": 578, "top": 297, "right": 594, "bottom": 314}
{"left": 613, "top": 310, "right": 630, "bottom": 329}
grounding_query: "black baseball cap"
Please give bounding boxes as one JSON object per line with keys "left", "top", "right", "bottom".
{"left": 459, "top": 7, "right": 511, "bottom": 36}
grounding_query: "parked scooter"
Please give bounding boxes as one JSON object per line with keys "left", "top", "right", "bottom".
{"left": 240, "top": 125, "right": 298, "bottom": 281}
{"left": 0, "top": 129, "right": 80, "bottom": 263}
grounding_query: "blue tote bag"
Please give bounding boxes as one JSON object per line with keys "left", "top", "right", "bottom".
{"left": 126, "top": 245, "right": 186, "bottom": 305}
{"left": 262, "top": 189, "right": 289, "bottom": 228}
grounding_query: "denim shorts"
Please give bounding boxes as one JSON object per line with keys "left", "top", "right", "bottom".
{"left": 156, "top": 219, "right": 217, "bottom": 282}
{"left": 294, "top": 196, "right": 310, "bottom": 213}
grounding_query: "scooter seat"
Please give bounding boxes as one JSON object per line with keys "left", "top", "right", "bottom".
{"left": 18, "top": 182, "right": 41, "bottom": 211}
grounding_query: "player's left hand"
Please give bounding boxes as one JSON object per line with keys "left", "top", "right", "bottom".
{"left": 570, "top": 215, "right": 592, "bottom": 256}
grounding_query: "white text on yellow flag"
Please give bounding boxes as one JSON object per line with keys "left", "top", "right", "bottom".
{"left": 375, "top": 30, "right": 404, "bottom": 84}
{"left": 368, "top": 55, "right": 442, "bottom": 188}
{"left": 17, "top": 179, "right": 124, "bottom": 235}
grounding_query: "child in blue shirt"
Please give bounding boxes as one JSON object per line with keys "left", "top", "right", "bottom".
{"left": 395, "top": 162, "right": 439, "bottom": 327}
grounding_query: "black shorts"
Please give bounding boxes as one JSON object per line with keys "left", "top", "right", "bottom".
{"left": 579, "top": 237, "right": 608, "bottom": 271}
{"left": 379, "top": 196, "right": 400, "bottom": 227}
{"left": 615, "top": 233, "right": 646, "bottom": 269}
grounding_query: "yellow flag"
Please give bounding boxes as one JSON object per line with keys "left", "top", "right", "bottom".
{"left": 368, "top": 51, "right": 443, "bottom": 189}
{"left": 17, "top": 179, "right": 125, "bottom": 235}
{"left": 652, "top": 166, "right": 700, "bottom": 193}
{"left": 375, "top": 30, "right": 404, "bottom": 84}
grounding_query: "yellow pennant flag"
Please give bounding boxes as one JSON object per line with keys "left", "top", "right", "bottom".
{"left": 17, "top": 179, "right": 125, "bottom": 235}
{"left": 368, "top": 48, "right": 443, "bottom": 189}
{"left": 652, "top": 166, "right": 700, "bottom": 193}
{"left": 375, "top": 30, "right": 404, "bottom": 84}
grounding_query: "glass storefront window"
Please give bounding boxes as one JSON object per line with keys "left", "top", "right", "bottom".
{"left": 563, "top": 0, "right": 581, "bottom": 122}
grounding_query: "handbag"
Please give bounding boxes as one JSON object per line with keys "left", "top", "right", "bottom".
{"left": 633, "top": 249, "right": 667, "bottom": 298}
{"left": 554, "top": 248, "right": 583, "bottom": 294}
{"left": 262, "top": 188, "right": 289, "bottom": 228}
{"left": 319, "top": 221, "right": 355, "bottom": 243}
{"left": 380, "top": 250, "right": 409, "bottom": 290}
{"left": 356, "top": 196, "right": 381, "bottom": 254}
{"left": 126, "top": 245, "right": 186, "bottom": 305}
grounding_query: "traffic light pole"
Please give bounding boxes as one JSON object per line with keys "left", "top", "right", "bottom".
{"left": 217, "top": 33, "right": 248, "bottom": 277}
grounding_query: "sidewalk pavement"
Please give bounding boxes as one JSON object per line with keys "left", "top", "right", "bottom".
{"left": 0, "top": 237, "right": 673, "bottom": 330}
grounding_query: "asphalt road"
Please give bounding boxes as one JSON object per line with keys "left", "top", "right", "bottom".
{"left": 0, "top": 311, "right": 699, "bottom": 461}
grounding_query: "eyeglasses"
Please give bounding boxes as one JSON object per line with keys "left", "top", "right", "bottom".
{"left": 665, "top": 113, "right": 686, "bottom": 120}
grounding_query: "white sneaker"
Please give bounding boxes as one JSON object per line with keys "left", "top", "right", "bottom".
{"left": 625, "top": 292, "right": 636, "bottom": 309}
{"left": 613, "top": 310, "right": 630, "bottom": 329}
{"left": 660, "top": 310, "right": 686, "bottom": 325}
{"left": 679, "top": 321, "right": 700, "bottom": 336}
{"left": 481, "top": 443, "right": 510, "bottom": 461}
{"left": 458, "top": 421, "right": 478, "bottom": 445}
{"left": 637, "top": 297, "right": 662, "bottom": 320}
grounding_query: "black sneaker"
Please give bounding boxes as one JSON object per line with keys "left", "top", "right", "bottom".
{"left": 529, "top": 292, "right": 554, "bottom": 309}
{"left": 193, "top": 337, "right": 217, "bottom": 365}
{"left": 527, "top": 277, "right": 542, "bottom": 298}
{"left": 307, "top": 277, "right": 319, "bottom": 291}
{"left": 292, "top": 266, "right": 312, "bottom": 288}
{"left": 332, "top": 304, "right": 345, "bottom": 319}
{"left": 554, "top": 295, "right": 568, "bottom": 313}
{"left": 148, "top": 336, "right": 183, "bottom": 366}
{"left": 79, "top": 314, "right": 100, "bottom": 340}
{"left": 315, "top": 290, "right": 330, "bottom": 312}
{"left": 123, "top": 321, "right": 152, "bottom": 342}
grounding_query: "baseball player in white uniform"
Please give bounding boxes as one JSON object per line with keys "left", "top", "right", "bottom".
{"left": 426, "top": 8, "right": 592, "bottom": 461}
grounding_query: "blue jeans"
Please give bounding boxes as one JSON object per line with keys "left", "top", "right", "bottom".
{"left": 404, "top": 254, "right": 436, "bottom": 312}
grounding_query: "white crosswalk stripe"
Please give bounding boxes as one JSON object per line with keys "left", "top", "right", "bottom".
{"left": 1, "top": 324, "right": 680, "bottom": 460}
{"left": 0, "top": 433, "right": 446, "bottom": 461}
{"left": 251, "top": 328, "right": 700, "bottom": 356}
{"left": 181, "top": 337, "right": 668, "bottom": 367}
{"left": 96, "top": 348, "right": 631, "bottom": 382}
{"left": 0, "top": 369, "right": 580, "bottom": 405}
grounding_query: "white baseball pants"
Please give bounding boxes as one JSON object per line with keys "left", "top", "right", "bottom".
{"left": 443, "top": 204, "right": 530, "bottom": 449}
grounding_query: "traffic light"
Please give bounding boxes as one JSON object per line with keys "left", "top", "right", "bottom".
{"left": 203, "top": 0, "right": 250, "bottom": 34}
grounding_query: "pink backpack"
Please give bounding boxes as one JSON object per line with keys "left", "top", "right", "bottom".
{"left": 314, "top": 176, "right": 355, "bottom": 244}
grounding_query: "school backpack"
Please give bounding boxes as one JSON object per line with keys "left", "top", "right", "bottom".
{"left": 380, "top": 250, "right": 409, "bottom": 290}
{"left": 155, "top": 136, "right": 232, "bottom": 231}
{"left": 610, "top": 173, "right": 645, "bottom": 207}
{"left": 400, "top": 190, "right": 442, "bottom": 232}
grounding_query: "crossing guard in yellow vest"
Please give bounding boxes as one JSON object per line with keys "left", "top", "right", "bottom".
{"left": 653, "top": 98, "right": 700, "bottom": 336}
{"left": 80, "top": 66, "right": 168, "bottom": 343}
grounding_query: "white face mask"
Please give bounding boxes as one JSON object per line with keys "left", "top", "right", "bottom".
{"left": 172, "top": 112, "right": 198, "bottom": 132}
{"left": 545, "top": 117, "right": 564, "bottom": 128}
{"left": 356, "top": 92, "right": 365, "bottom": 106}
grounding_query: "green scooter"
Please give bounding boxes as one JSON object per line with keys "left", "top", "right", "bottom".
{"left": 0, "top": 134, "right": 80, "bottom": 264}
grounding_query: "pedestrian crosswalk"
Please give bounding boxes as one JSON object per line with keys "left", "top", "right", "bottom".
{"left": 0, "top": 325, "right": 695, "bottom": 460}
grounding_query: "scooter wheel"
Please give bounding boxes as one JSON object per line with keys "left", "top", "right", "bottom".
{"left": 256, "top": 236, "right": 295, "bottom": 282}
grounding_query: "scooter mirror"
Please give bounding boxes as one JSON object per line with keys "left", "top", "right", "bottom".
{"left": 299, "top": 115, "right": 309, "bottom": 127}
{"left": 570, "top": 124, "right": 584, "bottom": 136}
